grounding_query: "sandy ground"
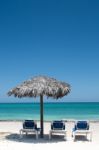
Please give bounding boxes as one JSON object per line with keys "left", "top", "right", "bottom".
{"left": 0, "top": 121, "right": 99, "bottom": 150}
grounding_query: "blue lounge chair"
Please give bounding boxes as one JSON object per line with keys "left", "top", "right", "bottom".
{"left": 72, "top": 121, "right": 92, "bottom": 141}
{"left": 49, "top": 120, "right": 67, "bottom": 140}
{"left": 20, "top": 120, "right": 40, "bottom": 139}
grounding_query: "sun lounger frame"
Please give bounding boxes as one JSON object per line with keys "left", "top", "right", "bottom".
{"left": 73, "top": 130, "right": 92, "bottom": 141}
{"left": 49, "top": 121, "right": 67, "bottom": 140}
{"left": 49, "top": 129, "right": 67, "bottom": 140}
{"left": 20, "top": 128, "right": 40, "bottom": 139}
{"left": 72, "top": 121, "right": 92, "bottom": 141}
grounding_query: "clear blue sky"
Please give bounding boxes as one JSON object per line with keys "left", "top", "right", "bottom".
{"left": 0, "top": 0, "right": 99, "bottom": 102}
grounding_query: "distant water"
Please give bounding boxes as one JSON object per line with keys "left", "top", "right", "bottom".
{"left": 0, "top": 102, "right": 99, "bottom": 121}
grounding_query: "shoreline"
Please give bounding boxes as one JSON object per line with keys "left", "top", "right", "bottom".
{"left": 0, "top": 119, "right": 99, "bottom": 123}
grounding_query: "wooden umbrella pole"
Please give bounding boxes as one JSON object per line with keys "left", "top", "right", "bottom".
{"left": 40, "top": 94, "right": 44, "bottom": 138}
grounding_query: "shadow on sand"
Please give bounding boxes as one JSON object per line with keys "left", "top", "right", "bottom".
{"left": 5, "top": 133, "right": 66, "bottom": 144}
{"left": 5, "top": 133, "right": 90, "bottom": 143}
{"left": 74, "top": 135, "right": 90, "bottom": 142}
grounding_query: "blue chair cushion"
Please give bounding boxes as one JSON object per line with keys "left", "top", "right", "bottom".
{"left": 23, "top": 120, "right": 37, "bottom": 129}
{"left": 51, "top": 121, "right": 65, "bottom": 130}
{"left": 76, "top": 121, "right": 89, "bottom": 130}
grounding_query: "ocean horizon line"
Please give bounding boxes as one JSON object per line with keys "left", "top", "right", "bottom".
{"left": 0, "top": 101, "right": 99, "bottom": 104}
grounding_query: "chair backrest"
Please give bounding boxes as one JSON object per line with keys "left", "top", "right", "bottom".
{"left": 23, "top": 120, "right": 37, "bottom": 129}
{"left": 51, "top": 120, "right": 65, "bottom": 130}
{"left": 75, "top": 121, "right": 89, "bottom": 130}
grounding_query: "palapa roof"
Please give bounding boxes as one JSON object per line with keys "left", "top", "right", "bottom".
{"left": 8, "top": 76, "right": 71, "bottom": 99}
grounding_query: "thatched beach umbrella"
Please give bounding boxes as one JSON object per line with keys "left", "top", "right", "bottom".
{"left": 8, "top": 76, "right": 71, "bottom": 137}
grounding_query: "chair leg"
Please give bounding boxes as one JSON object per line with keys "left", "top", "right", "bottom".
{"left": 36, "top": 131, "right": 38, "bottom": 139}
{"left": 73, "top": 134, "right": 76, "bottom": 141}
{"left": 20, "top": 130, "right": 23, "bottom": 139}
{"left": 86, "top": 133, "right": 87, "bottom": 140}
{"left": 64, "top": 132, "right": 67, "bottom": 140}
{"left": 90, "top": 132, "right": 92, "bottom": 141}
{"left": 72, "top": 131, "right": 73, "bottom": 137}
{"left": 26, "top": 132, "right": 28, "bottom": 135}
{"left": 49, "top": 131, "right": 51, "bottom": 140}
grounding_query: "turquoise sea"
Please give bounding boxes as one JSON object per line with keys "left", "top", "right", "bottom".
{"left": 0, "top": 102, "right": 99, "bottom": 121}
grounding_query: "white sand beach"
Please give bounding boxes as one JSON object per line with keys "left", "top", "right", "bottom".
{"left": 0, "top": 121, "right": 99, "bottom": 150}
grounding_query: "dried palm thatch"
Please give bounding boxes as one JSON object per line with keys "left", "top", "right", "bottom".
{"left": 8, "top": 75, "right": 71, "bottom": 137}
{"left": 8, "top": 76, "right": 70, "bottom": 98}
